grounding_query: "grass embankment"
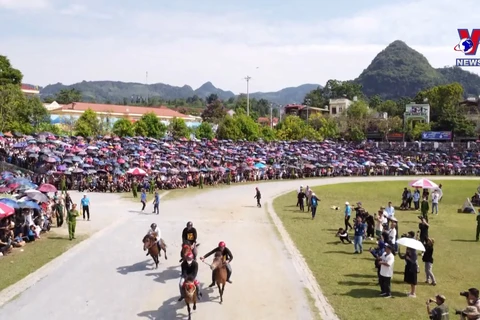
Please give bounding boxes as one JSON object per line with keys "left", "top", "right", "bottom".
{"left": 0, "top": 233, "right": 87, "bottom": 291}
{"left": 273, "top": 180, "right": 479, "bottom": 320}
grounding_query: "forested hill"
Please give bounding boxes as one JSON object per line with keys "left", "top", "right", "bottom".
{"left": 40, "top": 81, "right": 319, "bottom": 105}
{"left": 355, "top": 40, "right": 480, "bottom": 99}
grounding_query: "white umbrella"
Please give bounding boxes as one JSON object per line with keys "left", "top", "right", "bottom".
{"left": 396, "top": 237, "right": 426, "bottom": 251}
{"left": 409, "top": 178, "right": 439, "bottom": 189}
{"left": 24, "top": 189, "right": 49, "bottom": 203}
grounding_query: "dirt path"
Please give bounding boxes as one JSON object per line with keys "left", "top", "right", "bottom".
{"left": 0, "top": 177, "right": 473, "bottom": 319}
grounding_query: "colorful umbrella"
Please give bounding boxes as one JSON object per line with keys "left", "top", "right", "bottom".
{"left": 409, "top": 178, "right": 439, "bottom": 189}
{"left": 24, "top": 189, "right": 49, "bottom": 203}
{"left": 127, "top": 168, "right": 147, "bottom": 176}
{"left": 37, "top": 183, "right": 57, "bottom": 193}
{"left": 0, "top": 202, "right": 15, "bottom": 219}
{"left": 0, "top": 198, "right": 19, "bottom": 209}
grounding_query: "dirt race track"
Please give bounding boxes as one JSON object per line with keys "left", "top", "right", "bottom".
{"left": 0, "top": 176, "right": 473, "bottom": 320}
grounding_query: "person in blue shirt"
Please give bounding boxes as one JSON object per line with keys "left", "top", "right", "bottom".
{"left": 344, "top": 202, "right": 353, "bottom": 231}
{"left": 141, "top": 189, "right": 147, "bottom": 211}
{"left": 353, "top": 216, "right": 367, "bottom": 254}
{"left": 153, "top": 190, "right": 160, "bottom": 214}
{"left": 81, "top": 194, "right": 90, "bottom": 221}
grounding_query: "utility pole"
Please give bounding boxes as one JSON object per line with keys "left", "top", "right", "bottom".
{"left": 245, "top": 76, "right": 251, "bottom": 116}
{"left": 145, "top": 71, "right": 149, "bottom": 104}
{"left": 305, "top": 99, "right": 311, "bottom": 123}
{"left": 270, "top": 103, "right": 273, "bottom": 129}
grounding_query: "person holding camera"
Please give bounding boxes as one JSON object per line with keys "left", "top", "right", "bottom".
{"left": 460, "top": 289, "right": 480, "bottom": 313}
{"left": 456, "top": 306, "right": 480, "bottom": 319}
{"left": 426, "top": 294, "right": 449, "bottom": 320}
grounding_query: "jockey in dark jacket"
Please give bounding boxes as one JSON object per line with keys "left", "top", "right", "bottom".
{"left": 200, "top": 241, "right": 233, "bottom": 287}
{"left": 180, "top": 221, "right": 198, "bottom": 262}
{"left": 178, "top": 253, "right": 202, "bottom": 301}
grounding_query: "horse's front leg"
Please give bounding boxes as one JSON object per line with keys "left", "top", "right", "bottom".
{"left": 186, "top": 303, "right": 191, "bottom": 320}
{"left": 163, "top": 247, "right": 168, "bottom": 260}
{"left": 221, "top": 283, "right": 225, "bottom": 302}
{"left": 217, "top": 283, "right": 223, "bottom": 304}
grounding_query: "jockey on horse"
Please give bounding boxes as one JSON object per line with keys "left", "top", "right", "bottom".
{"left": 200, "top": 241, "right": 233, "bottom": 287}
{"left": 180, "top": 221, "right": 198, "bottom": 262}
{"left": 146, "top": 223, "right": 163, "bottom": 256}
{"left": 178, "top": 253, "right": 202, "bottom": 301}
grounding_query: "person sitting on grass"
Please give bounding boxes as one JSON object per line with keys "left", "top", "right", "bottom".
{"left": 0, "top": 231, "right": 12, "bottom": 255}
{"left": 335, "top": 228, "right": 352, "bottom": 244}
{"left": 13, "top": 233, "right": 26, "bottom": 247}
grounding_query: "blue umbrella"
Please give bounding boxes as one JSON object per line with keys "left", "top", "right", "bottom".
{"left": 0, "top": 198, "right": 19, "bottom": 209}
{"left": 18, "top": 200, "right": 41, "bottom": 210}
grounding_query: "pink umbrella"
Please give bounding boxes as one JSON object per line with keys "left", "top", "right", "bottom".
{"left": 409, "top": 178, "right": 439, "bottom": 189}
{"left": 38, "top": 183, "right": 57, "bottom": 193}
{"left": 0, "top": 202, "right": 15, "bottom": 219}
{"left": 127, "top": 168, "right": 147, "bottom": 176}
{"left": 117, "top": 158, "right": 125, "bottom": 164}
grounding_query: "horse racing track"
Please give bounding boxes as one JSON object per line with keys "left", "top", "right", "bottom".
{"left": 1, "top": 176, "right": 470, "bottom": 319}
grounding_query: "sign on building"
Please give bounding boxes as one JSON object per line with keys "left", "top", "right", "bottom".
{"left": 421, "top": 131, "right": 452, "bottom": 141}
{"left": 404, "top": 103, "right": 430, "bottom": 124}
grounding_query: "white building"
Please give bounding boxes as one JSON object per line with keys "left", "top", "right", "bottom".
{"left": 329, "top": 98, "right": 354, "bottom": 117}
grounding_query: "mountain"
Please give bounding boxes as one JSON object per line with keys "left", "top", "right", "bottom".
{"left": 40, "top": 80, "right": 318, "bottom": 105}
{"left": 355, "top": 40, "right": 480, "bottom": 99}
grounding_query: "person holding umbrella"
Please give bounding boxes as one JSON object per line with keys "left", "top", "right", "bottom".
{"left": 397, "top": 231, "right": 426, "bottom": 298}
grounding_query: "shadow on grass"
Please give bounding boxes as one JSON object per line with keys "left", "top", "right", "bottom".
{"left": 451, "top": 239, "right": 477, "bottom": 242}
{"left": 341, "top": 287, "right": 405, "bottom": 298}
{"left": 46, "top": 236, "right": 71, "bottom": 241}
{"left": 291, "top": 216, "right": 312, "bottom": 221}
{"left": 324, "top": 250, "right": 354, "bottom": 255}
{"left": 345, "top": 273, "right": 378, "bottom": 278}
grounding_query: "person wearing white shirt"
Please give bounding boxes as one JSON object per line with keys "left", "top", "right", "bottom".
{"left": 431, "top": 191, "right": 439, "bottom": 215}
{"left": 375, "top": 211, "right": 387, "bottom": 238}
{"left": 388, "top": 220, "right": 397, "bottom": 246}
{"left": 384, "top": 202, "right": 395, "bottom": 219}
{"left": 146, "top": 223, "right": 163, "bottom": 256}
{"left": 379, "top": 244, "right": 395, "bottom": 298}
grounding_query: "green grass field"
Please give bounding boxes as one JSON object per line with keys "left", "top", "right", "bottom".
{"left": 0, "top": 233, "right": 86, "bottom": 291}
{"left": 273, "top": 180, "right": 479, "bottom": 320}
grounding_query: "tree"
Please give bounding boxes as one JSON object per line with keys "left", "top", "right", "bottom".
{"left": 0, "top": 55, "right": 22, "bottom": 86}
{"left": 304, "top": 86, "right": 326, "bottom": 108}
{"left": 322, "top": 79, "right": 363, "bottom": 100}
{"left": 377, "top": 116, "right": 403, "bottom": 141}
{"left": 54, "top": 88, "right": 82, "bottom": 104}
{"left": 0, "top": 84, "right": 26, "bottom": 132}
{"left": 133, "top": 120, "right": 148, "bottom": 137}
{"left": 308, "top": 114, "right": 339, "bottom": 139}
{"left": 195, "top": 122, "right": 214, "bottom": 140}
{"left": 74, "top": 108, "right": 100, "bottom": 137}
{"left": 368, "top": 95, "right": 383, "bottom": 109}
{"left": 206, "top": 94, "right": 218, "bottom": 105}
{"left": 376, "top": 100, "right": 403, "bottom": 118}
{"left": 169, "top": 117, "right": 190, "bottom": 139}
{"left": 260, "top": 126, "right": 276, "bottom": 141}
{"left": 276, "top": 115, "right": 321, "bottom": 141}
{"left": 406, "top": 121, "right": 431, "bottom": 141}
{"left": 112, "top": 118, "right": 134, "bottom": 137}
{"left": 137, "top": 112, "right": 167, "bottom": 138}
{"left": 234, "top": 114, "right": 260, "bottom": 141}
{"left": 414, "top": 82, "right": 464, "bottom": 122}
{"left": 201, "top": 99, "right": 227, "bottom": 123}
{"left": 216, "top": 116, "right": 242, "bottom": 140}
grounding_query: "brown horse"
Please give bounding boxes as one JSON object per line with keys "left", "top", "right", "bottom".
{"left": 210, "top": 252, "right": 227, "bottom": 303}
{"left": 142, "top": 234, "right": 167, "bottom": 269}
{"left": 183, "top": 278, "right": 197, "bottom": 320}
{"left": 180, "top": 243, "right": 195, "bottom": 262}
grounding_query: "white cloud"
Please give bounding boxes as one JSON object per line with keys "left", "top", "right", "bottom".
{"left": 59, "top": 4, "right": 86, "bottom": 16}
{"left": 0, "top": 0, "right": 49, "bottom": 10}
{"left": 3, "top": 0, "right": 480, "bottom": 94}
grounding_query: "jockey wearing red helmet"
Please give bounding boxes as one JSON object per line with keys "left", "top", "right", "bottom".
{"left": 178, "top": 252, "right": 202, "bottom": 301}
{"left": 200, "top": 241, "right": 234, "bottom": 287}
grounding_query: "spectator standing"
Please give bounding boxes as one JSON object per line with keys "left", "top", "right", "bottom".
{"left": 476, "top": 214, "right": 480, "bottom": 242}
{"left": 81, "top": 194, "right": 90, "bottom": 221}
{"left": 297, "top": 189, "right": 306, "bottom": 212}
{"left": 353, "top": 216, "right": 366, "bottom": 254}
{"left": 399, "top": 233, "right": 418, "bottom": 298}
{"left": 432, "top": 190, "right": 439, "bottom": 215}
{"left": 413, "top": 189, "right": 421, "bottom": 210}
{"left": 344, "top": 202, "right": 353, "bottom": 231}
{"left": 254, "top": 187, "right": 262, "bottom": 208}
{"left": 378, "top": 244, "right": 394, "bottom": 298}
{"left": 140, "top": 189, "right": 147, "bottom": 211}
{"left": 310, "top": 193, "right": 319, "bottom": 219}
{"left": 423, "top": 237, "right": 436, "bottom": 286}
{"left": 67, "top": 203, "right": 79, "bottom": 240}
{"left": 421, "top": 197, "right": 430, "bottom": 220}
{"left": 153, "top": 191, "right": 160, "bottom": 215}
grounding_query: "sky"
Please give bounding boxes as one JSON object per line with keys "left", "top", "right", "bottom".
{"left": 1, "top": 0, "right": 480, "bottom": 94}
